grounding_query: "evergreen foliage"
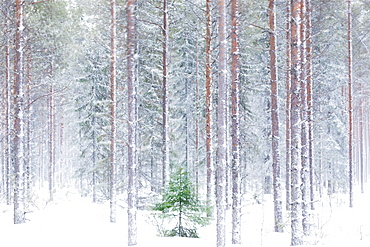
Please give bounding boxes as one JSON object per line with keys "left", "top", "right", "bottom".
{"left": 152, "top": 168, "right": 211, "bottom": 238}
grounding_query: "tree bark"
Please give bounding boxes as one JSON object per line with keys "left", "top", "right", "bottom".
{"left": 217, "top": 0, "right": 227, "bottom": 246}
{"left": 231, "top": 0, "right": 241, "bottom": 243}
{"left": 25, "top": 46, "right": 32, "bottom": 201}
{"left": 109, "top": 0, "right": 117, "bottom": 223}
{"left": 4, "top": 3, "right": 12, "bottom": 206}
{"left": 359, "top": 86, "right": 364, "bottom": 194}
{"left": 205, "top": 0, "right": 214, "bottom": 217}
{"left": 127, "top": 0, "right": 138, "bottom": 245}
{"left": 300, "top": 0, "right": 310, "bottom": 235}
{"left": 14, "top": 0, "right": 26, "bottom": 224}
{"left": 285, "top": 0, "right": 292, "bottom": 212}
{"left": 162, "top": 0, "right": 170, "bottom": 189}
{"left": 347, "top": 0, "right": 354, "bottom": 208}
{"left": 290, "top": 0, "right": 303, "bottom": 245}
{"left": 269, "top": 0, "right": 283, "bottom": 233}
{"left": 305, "top": 0, "right": 315, "bottom": 211}
{"left": 48, "top": 82, "right": 54, "bottom": 200}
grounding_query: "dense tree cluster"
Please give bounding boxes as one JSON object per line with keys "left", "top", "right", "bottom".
{"left": 1, "top": 0, "right": 370, "bottom": 246}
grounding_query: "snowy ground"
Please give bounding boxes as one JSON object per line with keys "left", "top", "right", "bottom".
{"left": 1, "top": 186, "right": 370, "bottom": 247}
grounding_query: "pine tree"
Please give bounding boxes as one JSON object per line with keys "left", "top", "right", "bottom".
{"left": 153, "top": 168, "right": 210, "bottom": 238}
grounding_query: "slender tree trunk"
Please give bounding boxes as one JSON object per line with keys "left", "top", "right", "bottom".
{"left": 300, "top": 0, "right": 310, "bottom": 235}
{"left": 285, "top": 0, "right": 292, "bottom": 212}
{"left": 5, "top": 4, "right": 12, "bottom": 206}
{"left": 162, "top": 0, "right": 170, "bottom": 189}
{"left": 306, "top": 0, "right": 315, "bottom": 211}
{"left": 269, "top": 0, "right": 283, "bottom": 233}
{"left": 195, "top": 37, "right": 200, "bottom": 195}
{"left": 92, "top": 113, "right": 97, "bottom": 203}
{"left": 14, "top": 0, "right": 26, "bottom": 224}
{"left": 205, "top": 0, "right": 214, "bottom": 217}
{"left": 48, "top": 83, "right": 54, "bottom": 200}
{"left": 127, "top": 0, "right": 138, "bottom": 245}
{"left": 25, "top": 46, "right": 32, "bottom": 201}
{"left": 109, "top": 0, "right": 117, "bottom": 223}
{"left": 347, "top": 0, "right": 354, "bottom": 208}
{"left": 359, "top": 85, "right": 364, "bottom": 193}
{"left": 185, "top": 78, "right": 190, "bottom": 172}
{"left": 231, "top": 0, "right": 241, "bottom": 243}
{"left": 290, "top": 0, "right": 303, "bottom": 245}
{"left": 217, "top": 0, "right": 227, "bottom": 246}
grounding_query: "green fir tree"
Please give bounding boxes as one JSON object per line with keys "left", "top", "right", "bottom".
{"left": 152, "top": 168, "right": 211, "bottom": 238}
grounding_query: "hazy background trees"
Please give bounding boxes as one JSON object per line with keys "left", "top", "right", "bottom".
{"left": 1, "top": 0, "right": 370, "bottom": 246}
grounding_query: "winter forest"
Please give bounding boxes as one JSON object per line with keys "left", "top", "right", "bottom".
{"left": 1, "top": 0, "right": 370, "bottom": 246}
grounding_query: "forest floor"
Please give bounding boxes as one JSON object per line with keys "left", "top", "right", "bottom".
{"left": 1, "top": 185, "right": 370, "bottom": 247}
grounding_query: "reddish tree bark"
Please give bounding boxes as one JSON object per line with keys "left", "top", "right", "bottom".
{"left": 285, "top": 0, "right": 292, "bottom": 212}
{"left": 205, "top": 0, "right": 213, "bottom": 216}
{"left": 269, "top": 0, "right": 283, "bottom": 233}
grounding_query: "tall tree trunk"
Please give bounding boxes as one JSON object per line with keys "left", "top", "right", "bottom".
{"left": 290, "top": 0, "right": 303, "bottom": 245}
{"left": 300, "top": 0, "right": 310, "bottom": 235}
{"left": 285, "top": 0, "right": 292, "bottom": 212}
{"left": 231, "top": 0, "right": 241, "bottom": 243}
{"left": 185, "top": 78, "right": 190, "bottom": 172}
{"left": 359, "top": 84, "right": 364, "bottom": 193}
{"left": 14, "top": 0, "right": 26, "bottom": 224}
{"left": 127, "top": 0, "right": 138, "bottom": 245}
{"left": 162, "top": 0, "right": 170, "bottom": 189}
{"left": 48, "top": 83, "right": 54, "bottom": 200}
{"left": 92, "top": 113, "right": 97, "bottom": 203}
{"left": 25, "top": 46, "right": 32, "bottom": 201}
{"left": 5, "top": 3, "right": 12, "bottom": 206}
{"left": 217, "top": 0, "right": 227, "bottom": 246}
{"left": 205, "top": 0, "right": 213, "bottom": 217}
{"left": 305, "top": 0, "right": 315, "bottom": 211}
{"left": 269, "top": 0, "right": 283, "bottom": 233}
{"left": 347, "top": 0, "right": 354, "bottom": 208}
{"left": 195, "top": 36, "right": 200, "bottom": 195}
{"left": 109, "top": 0, "right": 117, "bottom": 223}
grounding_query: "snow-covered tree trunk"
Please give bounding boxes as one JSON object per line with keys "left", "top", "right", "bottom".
{"left": 269, "top": 0, "right": 283, "bottom": 233}
{"left": 290, "top": 0, "right": 303, "bottom": 245}
{"left": 347, "top": 0, "right": 354, "bottom": 208}
{"left": 300, "top": 0, "right": 309, "bottom": 235}
{"left": 205, "top": 0, "right": 214, "bottom": 216}
{"left": 195, "top": 39, "right": 200, "bottom": 195}
{"left": 48, "top": 83, "right": 54, "bottom": 200}
{"left": 109, "top": 0, "right": 117, "bottom": 223}
{"left": 92, "top": 112, "right": 97, "bottom": 203}
{"left": 25, "top": 47, "right": 32, "bottom": 201}
{"left": 217, "top": 0, "right": 227, "bottom": 246}
{"left": 4, "top": 3, "right": 12, "bottom": 206}
{"left": 305, "top": 0, "right": 315, "bottom": 211}
{"left": 162, "top": 0, "right": 170, "bottom": 189}
{"left": 359, "top": 85, "right": 364, "bottom": 194}
{"left": 127, "top": 0, "right": 138, "bottom": 245}
{"left": 231, "top": 0, "right": 241, "bottom": 243}
{"left": 285, "top": 0, "right": 292, "bottom": 212}
{"left": 13, "top": 0, "right": 26, "bottom": 224}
